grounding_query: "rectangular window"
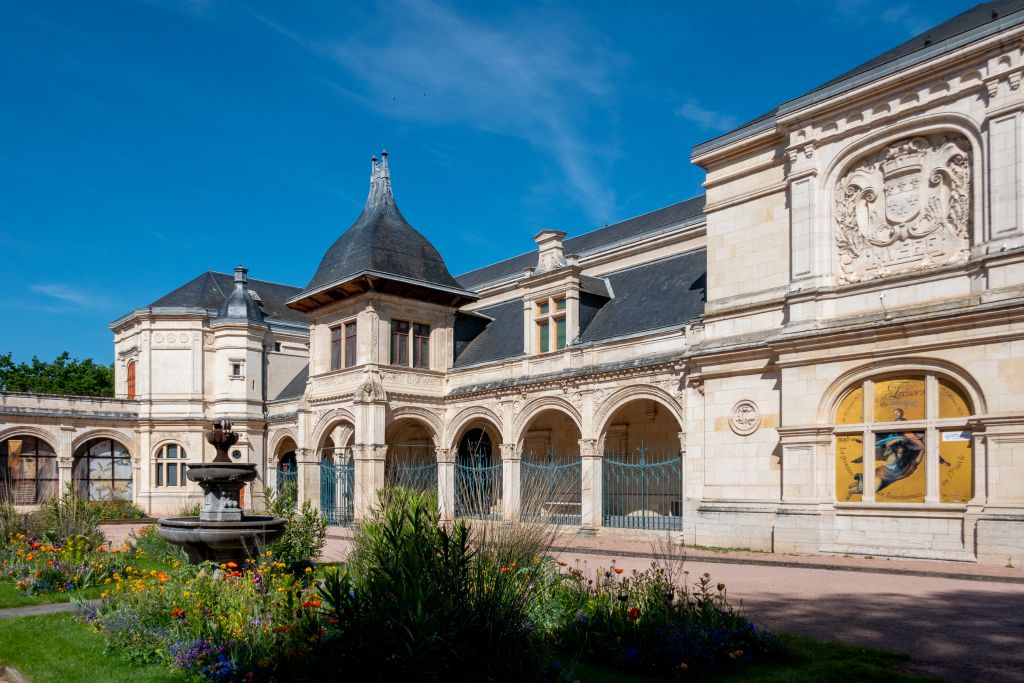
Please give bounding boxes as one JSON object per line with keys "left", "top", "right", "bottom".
{"left": 156, "top": 463, "right": 163, "bottom": 487}
{"left": 232, "top": 363, "right": 242, "bottom": 376}
{"left": 166, "top": 462, "right": 178, "bottom": 487}
{"left": 391, "top": 320, "right": 410, "bottom": 366}
{"left": 344, "top": 321, "right": 357, "bottom": 368}
{"left": 555, "top": 297, "right": 566, "bottom": 311}
{"left": 413, "top": 323, "right": 430, "bottom": 369}
{"left": 939, "top": 430, "right": 972, "bottom": 503}
{"left": 538, "top": 301, "right": 550, "bottom": 315}
{"left": 330, "top": 325, "right": 342, "bottom": 371}
{"left": 873, "top": 429, "right": 926, "bottom": 503}
{"left": 555, "top": 317, "right": 567, "bottom": 350}
{"left": 534, "top": 295, "right": 568, "bottom": 354}
{"left": 538, "top": 320, "right": 550, "bottom": 352}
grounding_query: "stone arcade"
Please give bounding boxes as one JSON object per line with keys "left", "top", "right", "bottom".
{"left": 3, "top": 2, "right": 1024, "bottom": 565}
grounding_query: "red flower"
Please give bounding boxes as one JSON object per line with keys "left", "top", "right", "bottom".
{"left": 627, "top": 607, "right": 641, "bottom": 621}
{"left": 170, "top": 608, "right": 186, "bottom": 620}
{"left": 557, "top": 561, "right": 567, "bottom": 567}
{"left": 613, "top": 567, "right": 624, "bottom": 575}
{"left": 301, "top": 599, "right": 323, "bottom": 609}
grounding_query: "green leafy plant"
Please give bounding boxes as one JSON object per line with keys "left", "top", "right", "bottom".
{"left": 261, "top": 486, "right": 327, "bottom": 567}
{"left": 127, "top": 525, "right": 187, "bottom": 565}
{"left": 88, "top": 500, "right": 147, "bottom": 521}
{"left": 43, "top": 482, "right": 105, "bottom": 548}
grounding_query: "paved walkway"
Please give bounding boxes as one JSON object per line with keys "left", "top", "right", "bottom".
{"left": 0, "top": 602, "right": 83, "bottom": 620}
{"left": 321, "top": 529, "right": 1024, "bottom": 682}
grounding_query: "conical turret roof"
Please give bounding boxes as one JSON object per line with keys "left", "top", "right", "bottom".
{"left": 288, "top": 152, "right": 477, "bottom": 312}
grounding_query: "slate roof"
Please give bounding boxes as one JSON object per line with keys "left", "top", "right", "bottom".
{"left": 579, "top": 250, "right": 705, "bottom": 343}
{"left": 456, "top": 195, "right": 706, "bottom": 289}
{"left": 452, "top": 249, "right": 706, "bottom": 368}
{"left": 273, "top": 365, "right": 309, "bottom": 401}
{"left": 146, "top": 271, "right": 306, "bottom": 324}
{"left": 693, "top": 0, "right": 1024, "bottom": 157}
{"left": 452, "top": 299, "right": 524, "bottom": 368}
{"left": 289, "top": 153, "right": 476, "bottom": 311}
{"left": 217, "top": 267, "right": 265, "bottom": 324}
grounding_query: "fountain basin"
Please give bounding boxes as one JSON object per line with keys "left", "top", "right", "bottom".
{"left": 158, "top": 516, "right": 285, "bottom": 565}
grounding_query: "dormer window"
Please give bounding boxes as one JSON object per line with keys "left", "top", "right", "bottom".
{"left": 390, "top": 319, "right": 430, "bottom": 368}
{"left": 536, "top": 296, "right": 567, "bottom": 353}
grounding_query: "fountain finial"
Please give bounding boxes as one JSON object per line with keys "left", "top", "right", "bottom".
{"left": 207, "top": 420, "right": 239, "bottom": 463}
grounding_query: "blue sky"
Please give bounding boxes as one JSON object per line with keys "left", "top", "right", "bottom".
{"left": 0, "top": 0, "right": 978, "bottom": 363}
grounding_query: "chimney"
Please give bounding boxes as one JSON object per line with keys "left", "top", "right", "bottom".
{"left": 533, "top": 229, "right": 568, "bottom": 274}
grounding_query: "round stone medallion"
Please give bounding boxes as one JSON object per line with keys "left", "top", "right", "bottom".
{"left": 729, "top": 400, "right": 761, "bottom": 436}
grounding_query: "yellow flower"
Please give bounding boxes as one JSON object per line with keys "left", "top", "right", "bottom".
{"left": 304, "top": 567, "right": 312, "bottom": 574}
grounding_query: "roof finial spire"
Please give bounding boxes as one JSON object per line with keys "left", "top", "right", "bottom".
{"left": 367, "top": 149, "right": 392, "bottom": 202}
{"left": 234, "top": 264, "right": 248, "bottom": 285}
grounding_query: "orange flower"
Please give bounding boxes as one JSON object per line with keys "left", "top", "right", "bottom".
{"left": 301, "top": 599, "right": 323, "bottom": 608}
{"left": 226, "top": 562, "right": 238, "bottom": 569}
{"left": 499, "top": 567, "right": 510, "bottom": 573}
{"left": 557, "top": 561, "right": 567, "bottom": 567}
{"left": 170, "top": 608, "right": 186, "bottom": 620}
{"left": 155, "top": 572, "right": 170, "bottom": 583}
{"left": 614, "top": 567, "right": 624, "bottom": 575}
{"left": 627, "top": 607, "right": 641, "bottom": 621}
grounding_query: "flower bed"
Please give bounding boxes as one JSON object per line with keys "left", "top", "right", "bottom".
{"left": 89, "top": 555, "right": 322, "bottom": 681}
{"left": 0, "top": 533, "right": 134, "bottom": 594}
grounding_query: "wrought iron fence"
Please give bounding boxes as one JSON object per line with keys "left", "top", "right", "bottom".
{"left": 320, "top": 450, "right": 355, "bottom": 526}
{"left": 602, "top": 445, "right": 682, "bottom": 530}
{"left": 455, "top": 458, "right": 502, "bottom": 520}
{"left": 521, "top": 455, "right": 581, "bottom": 525}
{"left": 385, "top": 444, "right": 438, "bottom": 494}
{"left": 276, "top": 465, "right": 298, "bottom": 507}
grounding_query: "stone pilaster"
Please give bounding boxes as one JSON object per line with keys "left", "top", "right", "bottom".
{"left": 296, "top": 447, "right": 321, "bottom": 510}
{"left": 500, "top": 443, "right": 520, "bottom": 521}
{"left": 436, "top": 447, "right": 455, "bottom": 521}
{"left": 353, "top": 444, "right": 386, "bottom": 520}
{"left": 579, "top": 438, "right": 602, "bottom": 531}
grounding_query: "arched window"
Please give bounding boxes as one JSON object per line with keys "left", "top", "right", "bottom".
{"left": 155, "top": 443, "right": 187, "bottom": 487}
{"left": 73, "top": 438, "right": 133, "bottom": 501}
{"left": 0, "top": 436, "right": 58, "bottom": 505}
{"left": 126, "top": 361, "right": 137, "bottom": 400}
{"left": 834, "top": 375, "right": 973, "bottom": 504}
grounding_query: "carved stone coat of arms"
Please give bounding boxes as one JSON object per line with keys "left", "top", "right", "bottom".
{"left": 834, "top": 134, "right": 971, "bottom": 283}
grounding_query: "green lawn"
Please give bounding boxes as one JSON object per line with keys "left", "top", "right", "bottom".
{"left": 567, "top": 634, "right": 945, "bottom": 682}
{"left": 0, "top": 580, "right": 104, "bottom": 609}
{"left": 0, "top": 613, "right": 185, "bottom": 683}
{"left": 0, "top": 613, "right": 942, "bottom": 683}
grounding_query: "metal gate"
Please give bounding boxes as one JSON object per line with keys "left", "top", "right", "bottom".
{"left": 276, "top": 464, "right": 298, "bottom": 506}
{"left": 455, "top": 460, "right": 502, "bottom": 520}
{"left": 320, "top": 451, "right": 355, "bottom": 527}
{"left": 385, "top": 444, "right": 438, "bottom": 493}
{"left": 521, "top": 457, "right": 581, "bottom": 525}
{"left": 602, "top": 445, "right": 682, "bottom": 530}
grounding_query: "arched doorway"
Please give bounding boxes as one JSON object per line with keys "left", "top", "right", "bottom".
{"left": 518, "top": 408, "right": 582, "bottom": 524}
{"left": 73, "top": 438, "right": 133, "bottom": 502}
{"left": 600, "top": 398, "right": 683, "bottom": 530}
{"left": 275, "top": 437, "right": 298, "bottom": 503}
{"left": 0, "top": 435, "right": 58, "bottom": 505}
{"left": 318, "top": 423, "right": 354, "bottom": 526}
{"left": 385, "top": 418, "right": 437, "bottom": 493}
{"left": 453, "top": 424, "right": 502, "bottom": 519}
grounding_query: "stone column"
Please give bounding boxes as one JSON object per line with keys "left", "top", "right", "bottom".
{"left": 296, "top": 447, "right": 321, "bottom": 510}
{"left": 436, "top": 447, "right": 455, "bottom": 521}
{"left": 579, "top": 438, "right": 602, "bottom": 531}
{"left": 57, "top": 425, "right": 76, "bottom": 495}
{"left": 500, "top": 443, "right": 520, "bottom": 521}
{"left": 354, "top": 445, "right": 386, "bottom": 520}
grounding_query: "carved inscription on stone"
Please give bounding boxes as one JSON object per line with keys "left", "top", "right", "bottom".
{"left": 834, "top": 134, "right": 970, "bottom": 284}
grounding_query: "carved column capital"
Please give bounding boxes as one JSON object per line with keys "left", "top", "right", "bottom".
{"left": 435, "top": 447, "right": 454, "bottom": 464}
{"left": 499, "top": 443, "right": 519, "bottom": 461}
{"left": 578, "top": 438, "right": 601, "bottom": 458}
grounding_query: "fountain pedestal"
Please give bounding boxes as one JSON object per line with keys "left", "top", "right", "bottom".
{"left": 157, "top": 421, "right": 285, "bottom": 565}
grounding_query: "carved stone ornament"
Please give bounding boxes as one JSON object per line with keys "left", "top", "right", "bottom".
{"left": 357, "top": 370, "right": 387, "bottom": 403}
{"left": 834, "top": 134, "right": 970, "bottom": 284}
{"left": 729, "top": 400, "right": 761, "bottom": 436}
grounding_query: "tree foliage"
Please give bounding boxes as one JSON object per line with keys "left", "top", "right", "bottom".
{"left": 0, "top": 352, "right": 114, "bottom": 397}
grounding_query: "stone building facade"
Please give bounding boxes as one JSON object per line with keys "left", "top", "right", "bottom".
{"left": 3, "top": 2, "right": 1024, "bottom": 565}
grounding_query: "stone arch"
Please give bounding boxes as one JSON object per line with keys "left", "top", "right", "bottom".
{"left": 593, "top": 385, "right": 685, "bottom": 441}
{"left": 310, "top": 408, "right": 356, "bottom": 452}
{"left": 0, "top": 425, "right": 60, "bottom": 450}
{"left": 446, "top": 406, "right": 503, "bottom": 452}
{"left": 512, "top": 396, "right": 583, "bottom": 442}
{"left": 268, "top": 429, "right": 297, "bottom": 460}
{"left": 386, "top": 406, "right": 443, "bottom": 444}
{"left": 71, "top": 429, "right": 135, "bottom": 456}
{"left": 818, "top": 357, "right": 985, "bottom": 424}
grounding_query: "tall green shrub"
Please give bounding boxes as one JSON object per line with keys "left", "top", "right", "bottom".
{"left": 43, "top": 482, "right": 104, "bottom": 547}
{"left": 261, "top": 486, "right": 327, "bottom": 566}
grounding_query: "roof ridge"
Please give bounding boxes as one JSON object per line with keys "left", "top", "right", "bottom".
{"left": 207, "top": 270, "right": 302, "bottom": 290}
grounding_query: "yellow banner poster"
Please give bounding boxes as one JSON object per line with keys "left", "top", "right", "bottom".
{"left": 874, "top": 429, "right": 926, "bottom": 502}
{"left": 938, "top": 380, "right": 972, "bottom": 419}
{"left": 836, "top": 434, "right": 863, "bottom": 501}
{"left": 874, "top": 378, "right": 925, "bottom": 422}
{"left": 836, "top": 387, "right": 863, "bottom": 424}
{"left": 940, "top": 431, "right": 972, "bottom": 503}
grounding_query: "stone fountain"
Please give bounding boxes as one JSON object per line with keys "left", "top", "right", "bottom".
{"left": 157, "top": 421, "right": 285, "bottom": 564}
